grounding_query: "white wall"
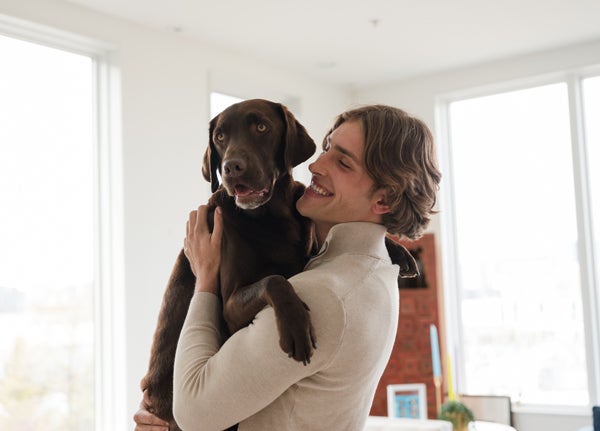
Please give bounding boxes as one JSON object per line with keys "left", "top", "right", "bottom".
{"left": 0, "top": 0, "right": 350, "bottom": 428}
{"left": 352, "top": 38, "right": 600, "bottom": 125}
{"left": 353, "top": 39, "right": 600, "bottom": 431}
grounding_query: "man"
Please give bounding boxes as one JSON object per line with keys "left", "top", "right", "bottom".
{"left": 134, "top": 105, "right": 441, "bottom": 431}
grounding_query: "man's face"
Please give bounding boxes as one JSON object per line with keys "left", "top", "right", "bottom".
{"left": 296, "top": 120, "right": 388, "bottom": 238}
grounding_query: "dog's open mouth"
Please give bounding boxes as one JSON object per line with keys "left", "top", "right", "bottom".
{"left": 234, "top": 184, "right": 268, "bottom": 197}
{"left": 232, "top": 184, "right": 271, "bottom": 209}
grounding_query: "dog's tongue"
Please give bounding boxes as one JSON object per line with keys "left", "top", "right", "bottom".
{"left": 235, "top": 184, "right": 269, "bottom": 197}
{"left": 235, "top": 185, "right": 253, "bottom": 197}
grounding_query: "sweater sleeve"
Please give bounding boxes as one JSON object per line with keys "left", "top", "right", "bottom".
{"left": 172, "top": 286, "right": 345, "bottom": 431}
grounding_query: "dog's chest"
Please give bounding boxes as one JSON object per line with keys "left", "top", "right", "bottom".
{"left": 220, "top": 212, "right": 306, "bottom": 278}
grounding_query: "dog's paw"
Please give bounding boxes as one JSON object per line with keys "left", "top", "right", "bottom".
{"left": 275, "top": 300, "right": 317, "bottom": 366}
{"left": 385, "top": 236, "right": 419, "bottom": 278}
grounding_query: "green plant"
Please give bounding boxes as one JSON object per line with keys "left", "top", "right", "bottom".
{"left": 439, "top": 401, "right": 475, "bottom": 431}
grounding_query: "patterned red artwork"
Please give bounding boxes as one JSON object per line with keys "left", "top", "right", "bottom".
{"left": 370, "top": 234, "right": 441, "bottom": 419}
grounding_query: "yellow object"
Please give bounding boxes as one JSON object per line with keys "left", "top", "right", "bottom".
{"left": 447, "top": 354, "right": 456, "bottom": 401}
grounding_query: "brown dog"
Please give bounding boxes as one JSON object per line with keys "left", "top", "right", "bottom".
{"left": 140, "top": 99, "right": 317, "bottom": 431}
{"left": 140, "top": 99, "right": 419, "bottom": 431}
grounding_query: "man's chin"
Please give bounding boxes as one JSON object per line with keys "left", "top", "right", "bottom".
{"left": 296, "top": 196, "right": 321, "bottom": 219}
{"left": 295, "top": 195, "right": 309, "bottom": 215}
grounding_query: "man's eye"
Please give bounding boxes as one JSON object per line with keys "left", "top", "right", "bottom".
{"left": 339, "top": 160, "right": 350, "bottom": 169}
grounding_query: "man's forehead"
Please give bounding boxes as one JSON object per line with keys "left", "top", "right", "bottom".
{"left": 328, "top": 129, "right": 362, "bottom": 164}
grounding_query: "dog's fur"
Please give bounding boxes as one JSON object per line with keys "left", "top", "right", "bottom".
{"left": 140, "top": 99, "right": 420, "bottom": 431}
{"left": 140, "top": 99, "right": 317, "bottom": 430}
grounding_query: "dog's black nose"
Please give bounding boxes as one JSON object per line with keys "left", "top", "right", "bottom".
{"left": 223, "top": 158, "right": 246, "bottom": 178}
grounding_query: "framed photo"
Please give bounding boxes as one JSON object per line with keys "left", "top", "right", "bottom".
{"left": 386, "top": 383, "right": 428, "bottom": 419}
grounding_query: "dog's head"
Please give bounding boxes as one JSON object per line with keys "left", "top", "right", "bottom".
{"left": 202, "top": 99, "right": 315, "bottom": 210}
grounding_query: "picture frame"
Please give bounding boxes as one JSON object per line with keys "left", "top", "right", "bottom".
{"left": 387, "top": 383, "right": 428, "bottom": 419}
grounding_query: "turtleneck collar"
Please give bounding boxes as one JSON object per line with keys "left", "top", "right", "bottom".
{"left": 306, "top": 222, "right": 390, "bottom": 268}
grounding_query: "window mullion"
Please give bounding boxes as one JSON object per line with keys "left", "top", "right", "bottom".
{"left": 436, "top": 100, "right": 468, "bottom": 395}
{"left": 567, "top": 74, "right": 600, "bottom": 405}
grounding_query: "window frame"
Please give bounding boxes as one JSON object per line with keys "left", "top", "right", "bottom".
{"left": 436, "top": 69, "right": 600, "bottom": 415}
{"left": 0, "top": 14, "right": 125, "bottom": 430}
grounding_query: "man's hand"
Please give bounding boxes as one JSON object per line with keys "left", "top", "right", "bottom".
{"left": 184, "top": 205, "right": 223, "bottom": 294}
{"left": 133, "top": 391, "right": 169, "bottom": 431}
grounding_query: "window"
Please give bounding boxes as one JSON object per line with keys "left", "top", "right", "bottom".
{"left": 442, "top": 78, "right": 600, "bottom": 408}
{"left": 210, "top": 92, "right": 244, "bottom": 118}
{"left": 0, "top": 31, "right": 117, "bottom": 430}
{"left": 583, "top": 76, "right": 600, "bottom": 301}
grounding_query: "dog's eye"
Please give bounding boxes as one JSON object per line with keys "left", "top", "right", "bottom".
{"left": 215, "top": 132, "right": 225, "bottom": 142}
{"left": 256, "top": 123, "right": 267, "bottom": 133}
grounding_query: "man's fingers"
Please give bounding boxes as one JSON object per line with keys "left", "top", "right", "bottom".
{"left": 134, "top": 391, "right": 169, "bottom": 428}
{"left": 188, "top": 209, "right": 197, "bottom": 233}
{"left": 195, "top": 205, "right": 209, "bottom": 234}
{"left": 189, "top": 208, "right": 198, "bottom": 224}
{"left": 133, "top": 408, "right": 169, "bottom": 430}
{"left": 211, "top": 207, "right": 223, "bottom": 245}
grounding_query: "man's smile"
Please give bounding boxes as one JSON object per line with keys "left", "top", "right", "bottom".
{"left": 307, "top": 179, "right": 333, "bottom": 197}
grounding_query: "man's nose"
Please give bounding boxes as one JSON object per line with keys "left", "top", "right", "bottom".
{"left": 309, "top": 152, "right": 326, "bottom": 175}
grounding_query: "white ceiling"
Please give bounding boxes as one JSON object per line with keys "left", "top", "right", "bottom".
{"left": 65, "top": 0, "right": 600, "bottom": 87}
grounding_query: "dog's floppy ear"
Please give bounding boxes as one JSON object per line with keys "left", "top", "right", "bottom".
{"left": 202, "top": 116, "right": 222, "bottom": 193}
{"left": 278, "top": 104, "right": 316, "bottom": 170}
{"left": 384, "top": 234, "right": 420, "bottom": 278}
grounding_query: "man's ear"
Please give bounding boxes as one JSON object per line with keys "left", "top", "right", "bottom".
{"left": 371, "top": 190, "right": 391, "bottom": 215}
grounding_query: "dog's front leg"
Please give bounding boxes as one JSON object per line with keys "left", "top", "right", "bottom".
{"left": 140, "top": 249, "right": 196, "bottom": 431}
{"left": 223, "top": 275, "right": 316, "bottom": 365}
